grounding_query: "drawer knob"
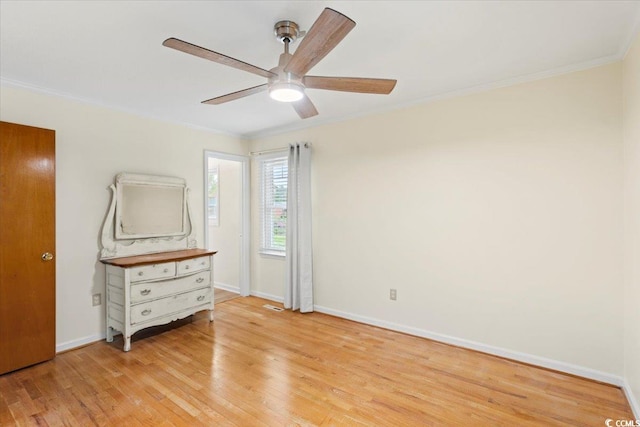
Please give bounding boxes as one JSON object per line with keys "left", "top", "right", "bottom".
{"left": 185, "top": 265, "right": 190, "bottom": 270}
{"left": 138, "top": 271, "right": 144, "bottom": 276}
{"left": 140, "top": 289, "right": 151, "bottom": 296}
{"left": 163, "top": 268, "right": 169, "bottom": 273}
{"left": 141, "top": 309, "right": 152, "bottom": 316}
{"left": 197, "top": 295, "right": 205, "bottom": 302}
{"left": 196, "top": 277, "right": 204, "bottom": 283}
{"left": 201, "top": 262, "right": 205, "bottom": 266}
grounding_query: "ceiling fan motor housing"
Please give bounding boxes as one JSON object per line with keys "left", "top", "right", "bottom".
{"left": 268, "top": 52, "right": 305, "bottom": 102}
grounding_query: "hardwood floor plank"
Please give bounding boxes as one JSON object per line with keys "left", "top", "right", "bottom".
{"left": 214, "top": 288, "right": 240, "bottom": 304}
{"left": 0, "top": 296, "right": 634, "bottom": 426}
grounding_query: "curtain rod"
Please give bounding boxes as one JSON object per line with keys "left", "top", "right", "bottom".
{"left": 249, "top": 147, "right": 288, "bottom": 156}
{"left": 249, "top": 143, "right": 310, "bottom": 156}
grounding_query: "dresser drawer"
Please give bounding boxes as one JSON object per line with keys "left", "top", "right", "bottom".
{"left": 177, "top": 256, "right": 210, "bottom": 275}
{"left": 130, "top": 262, "right": 176, "bottom": 282}
{"left": 130, "top": 271, "right": 209, "bottom": 303}
{"left": 130, "top": 288, "right": 212, "bottom": 324}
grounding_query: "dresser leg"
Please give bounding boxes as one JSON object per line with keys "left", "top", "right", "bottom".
{"left": 208, "top": 309, "right": 214, "bottom": 322}
{"left": 106, "top": 326, "right": 114, "bottom": 342}
{"left": 124, "top": 336, "right": 131, "bottom": 352}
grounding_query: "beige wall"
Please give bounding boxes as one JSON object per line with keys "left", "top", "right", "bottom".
{"left": 208, "top": 158, "right": 242, "bottom": 290}
{"left": 0, "top": 85, "right": 247, "bottom": 350}
{"left": 623, "top": 32, "right": 640, "bottom": 414}
{"left": 250, "top": 63, "right": 624, "bottom": 376}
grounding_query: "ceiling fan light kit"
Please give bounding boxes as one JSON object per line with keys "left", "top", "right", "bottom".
{"left": 268, "top": 36, "right": 305, "bottom": 103}
{"left": 269, "top": 82, "right": 304, "bottom": 102}
{"left": 163, "top": 8, "right": 397, "bottom": 119}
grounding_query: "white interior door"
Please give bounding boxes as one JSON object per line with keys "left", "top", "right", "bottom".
{"left": 204, "top": 151, "right": 250, "bottom": 296}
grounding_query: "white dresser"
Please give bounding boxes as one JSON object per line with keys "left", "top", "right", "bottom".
{"left": 102, "top": 248, "right": 217, "bottom": 351}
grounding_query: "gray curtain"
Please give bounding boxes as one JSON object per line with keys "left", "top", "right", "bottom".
{"left": 284, "top": 143, "right": 313, "bottom": 312}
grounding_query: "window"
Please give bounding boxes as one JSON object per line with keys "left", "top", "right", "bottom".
{"left": 207, "top": 164, "right": 219, "bottom": 226}
{"left": 260, "top": 155, "right": 288, "bottom": 254}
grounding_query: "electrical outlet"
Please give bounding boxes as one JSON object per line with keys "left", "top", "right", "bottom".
{"left": 92, "top": 293, "right": 101, "bottom": 306}
{"left": 390, "top": 289, "right": 397, "bottom": 301}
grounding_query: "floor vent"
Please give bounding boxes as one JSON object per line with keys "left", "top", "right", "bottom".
{"left": 263, "top": 304, "right": 284, "bottom": 312}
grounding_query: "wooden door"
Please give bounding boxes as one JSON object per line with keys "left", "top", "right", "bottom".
{"left": 0, "top": 121, "right": 56, "bottom": 374}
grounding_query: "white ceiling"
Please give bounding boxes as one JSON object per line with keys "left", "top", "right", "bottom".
{"left": 1, "top": 1, "right": 639, "bottom": 138}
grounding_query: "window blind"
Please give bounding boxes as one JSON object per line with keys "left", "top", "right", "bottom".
{"left": 260, "top": 156, "right": 288, "bottom": 253}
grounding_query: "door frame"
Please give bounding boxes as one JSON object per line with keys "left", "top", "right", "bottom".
{"left": 203, "top": 151, "right": 250, "bottom": 297}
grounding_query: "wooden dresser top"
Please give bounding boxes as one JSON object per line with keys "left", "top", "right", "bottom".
{"left": 100, "top": 248, "right": 217, "bottom": 267}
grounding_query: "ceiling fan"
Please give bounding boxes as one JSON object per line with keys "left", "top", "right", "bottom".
{"left": 162, "top": 8, "right": 397, "bottom": 119}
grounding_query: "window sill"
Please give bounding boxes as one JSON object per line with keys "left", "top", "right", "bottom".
{"left": 259, "top": 250, "right": 286, "bottom": 258}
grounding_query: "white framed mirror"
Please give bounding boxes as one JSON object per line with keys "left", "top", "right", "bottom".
{"left": 100, "top": 173, "right": 197, "bottom": 259}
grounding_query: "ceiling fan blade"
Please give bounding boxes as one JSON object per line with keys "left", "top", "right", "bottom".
{"left": 284, "top": 8, "right": 356, "bottom": 77}
{"left": 202, "top": 84, "right": 268, "bottom": 105}
{"left": 163, "top": 38, "right": 276, "bottom": 79}
{"left": 303, "top": 76, "right": 397, "bottom": 94}
{"left": 292, "top": 95, "right": 318, "bottom": 119}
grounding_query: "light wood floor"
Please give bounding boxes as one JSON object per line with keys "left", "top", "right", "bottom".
{"left": 0, "top": 296, "right": 633, "bottom": 426}
{"left": 214, "top": 288, "right": 240, "bottom": 304}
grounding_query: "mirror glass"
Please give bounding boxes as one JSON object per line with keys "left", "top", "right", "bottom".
{"left": 114, "top": 175, "right": 187, "bottom": 239}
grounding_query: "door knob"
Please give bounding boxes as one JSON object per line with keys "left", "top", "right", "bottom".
{"left": 41, "top": 252, "right": 54, "bottom": 261}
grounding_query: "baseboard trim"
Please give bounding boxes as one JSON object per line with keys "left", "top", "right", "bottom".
{"left": 250, "top": 290, "right": 284, "bottom": 303}
{"left": 622, "top": 379, "right": 640, "bottom": 418}
{"left": 314, "top": 304, "right": 625, "bottom": 387}
{"left": 56, "top": 333, "right": 105, "bottom": 353}
{"left": 214, "top": 282, "right": 240, "bottom": 293}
